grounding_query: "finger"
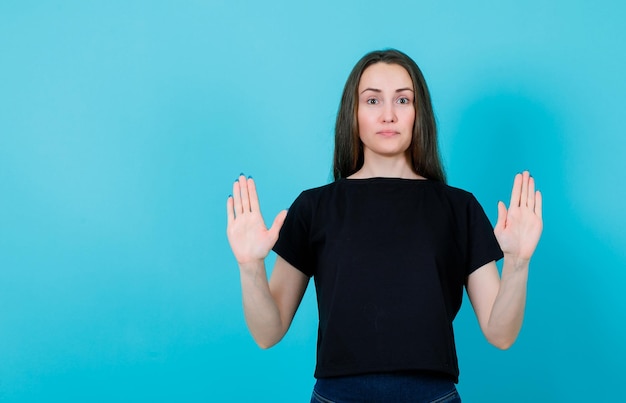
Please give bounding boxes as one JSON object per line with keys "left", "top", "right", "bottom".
{"left": 248, "top": 177, "right": 260, "bottom": 213}
{"left": 520, "top": 171, "right": 530, "bottom": 207}
{"left": 509, "top": 173, "right": 522, "bottom": 207}
{"left": 494, "top": 201, "right": 507, "bottom": 233}
{"left": 232, "top": 178, "right": 242, "bottom": 216}
{"left": 226, "top": 195, "right": 235, "bottom": 225}
{"left": 269, "top": 209, "right": 288, "bottom": 242}
{"left": 527, "top": 175, "right": 536, "bottom": 211}
{"left": 239, "top": 174, "right": 251, "bottom": 213}
{"left": 535, "top": 190, "right": 543, "bottom": 220}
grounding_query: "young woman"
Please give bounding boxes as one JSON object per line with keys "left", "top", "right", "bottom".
{"left": 226, "top": 49, "right": 543, "bottom": 402}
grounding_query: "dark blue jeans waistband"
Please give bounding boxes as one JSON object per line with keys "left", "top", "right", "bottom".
{"left": 311, "top": 372, "right": 460, "bottom": 403}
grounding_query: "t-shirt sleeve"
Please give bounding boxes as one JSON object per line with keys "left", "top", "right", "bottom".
{"left": 466, "top": 194, "right": 504, "bottom": 277}
{"left": 272, "top": 191, "right": 315, "bottom": 277}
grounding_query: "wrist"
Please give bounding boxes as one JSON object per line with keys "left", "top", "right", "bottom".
{"left": 238, "top": 259, "right": 266, "bottom": 275}
{"left": 503, "top": 253, "right": 531, "bottom": 271}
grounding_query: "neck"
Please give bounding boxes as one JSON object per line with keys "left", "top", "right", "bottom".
{"left": 349, "top": 153, "right": 423, "bottom": 179}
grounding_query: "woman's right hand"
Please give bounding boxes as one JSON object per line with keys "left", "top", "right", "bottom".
{"left": 226, "top": 175, "right": 287, "bottom": 266}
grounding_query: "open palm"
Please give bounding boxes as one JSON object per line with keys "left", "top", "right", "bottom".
{"left": 226, "top": 175, "right": 287, "bottom": 265}
{"left": 494, "top": 171, "right": 543, "bottom": 261}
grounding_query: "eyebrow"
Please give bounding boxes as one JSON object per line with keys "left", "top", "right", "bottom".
{"left": 360, "top": 87, "right": 414, "bottom": 94}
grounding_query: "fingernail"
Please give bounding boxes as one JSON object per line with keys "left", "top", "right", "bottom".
{"left": 248, "top": 175, "right": 253, "bottom": 179}
{"left": 228, "top": 194, "right": 232, "bottom": 198}
{"left": 239, "top": 172, "right": 245, "bottom": 177}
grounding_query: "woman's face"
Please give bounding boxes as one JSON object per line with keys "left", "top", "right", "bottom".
{"left": 357, "top": 62, "right": 415, "bottom": 162}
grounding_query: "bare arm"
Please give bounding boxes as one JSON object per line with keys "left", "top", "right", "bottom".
{"left": 227, "top": 175, "right": 309, "bottom": 348}
{"left": 467, "top": 171, "right": 543, "bottom": 349}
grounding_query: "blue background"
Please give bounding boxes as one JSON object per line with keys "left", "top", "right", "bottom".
{"left": 1, "top": 1, "right": 625, "bottom": 401}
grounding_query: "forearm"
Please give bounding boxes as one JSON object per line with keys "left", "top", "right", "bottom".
{"left": 485, "top": 255, "right": 530, "bottom": 349}
{"left": 238, "top": 260, "right": 286, "bottom": 349}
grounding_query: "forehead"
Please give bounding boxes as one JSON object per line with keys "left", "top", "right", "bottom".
{"left": 358, "top": 63, "right": 413, "bottom": 91}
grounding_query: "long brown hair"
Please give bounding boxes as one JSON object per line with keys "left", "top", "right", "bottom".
{"left": 333, "top": 49, "right": 446, "bottom": 183}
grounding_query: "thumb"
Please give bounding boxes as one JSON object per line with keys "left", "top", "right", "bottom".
{"left": 268, "top": 209, "right": 288, "bottom": 241}
{"left": 494, "top": 201, "right": 507, "bottom": 234}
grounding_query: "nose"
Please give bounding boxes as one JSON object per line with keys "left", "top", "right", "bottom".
{"left": 381, "top": 103, "right": 396, "bottom": 123}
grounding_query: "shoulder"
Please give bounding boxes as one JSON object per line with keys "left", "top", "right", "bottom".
{"left": 287, "top": 181, "right": 339, "bottom": 217}
{"left": 295, "top": 180, "right": 344, "bottom": 204}
{"left": 425, "top": 180, "right": 477, "bottom": 203}
{"left": 424, "top": 182, "right": 491, "bottom": 224}
{"left": 300, "top": 180, "right": 339, "bottom": 196}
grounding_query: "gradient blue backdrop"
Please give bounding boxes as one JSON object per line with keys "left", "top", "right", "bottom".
{"left": 1, "top": 1, "right": 625, "bottom": 402}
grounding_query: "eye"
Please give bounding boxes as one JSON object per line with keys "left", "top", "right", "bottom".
{"left": 366, "top": 98, "right": 379, "bottom": 105}
{"left": 397, "top": 97, "right": 411, "bottom": 104}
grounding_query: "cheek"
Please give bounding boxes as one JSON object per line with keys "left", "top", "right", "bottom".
{"left": 357, "top": 110, "right": 372, "bottom": 130}
{"left": 405, "top": 109, "right": 416, "bottom": 128}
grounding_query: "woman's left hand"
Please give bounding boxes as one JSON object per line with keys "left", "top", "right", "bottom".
{"left": 494, "top": 171, "right": 543, "bottom": 261}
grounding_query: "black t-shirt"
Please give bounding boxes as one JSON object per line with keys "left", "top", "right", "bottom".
{"left": 273, "top": 178, "right": 503, "bottom": 382}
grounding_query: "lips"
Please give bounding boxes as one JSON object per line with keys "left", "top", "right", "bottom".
{"left": 377, "top": 130, "right": 400, "bottom": 137}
